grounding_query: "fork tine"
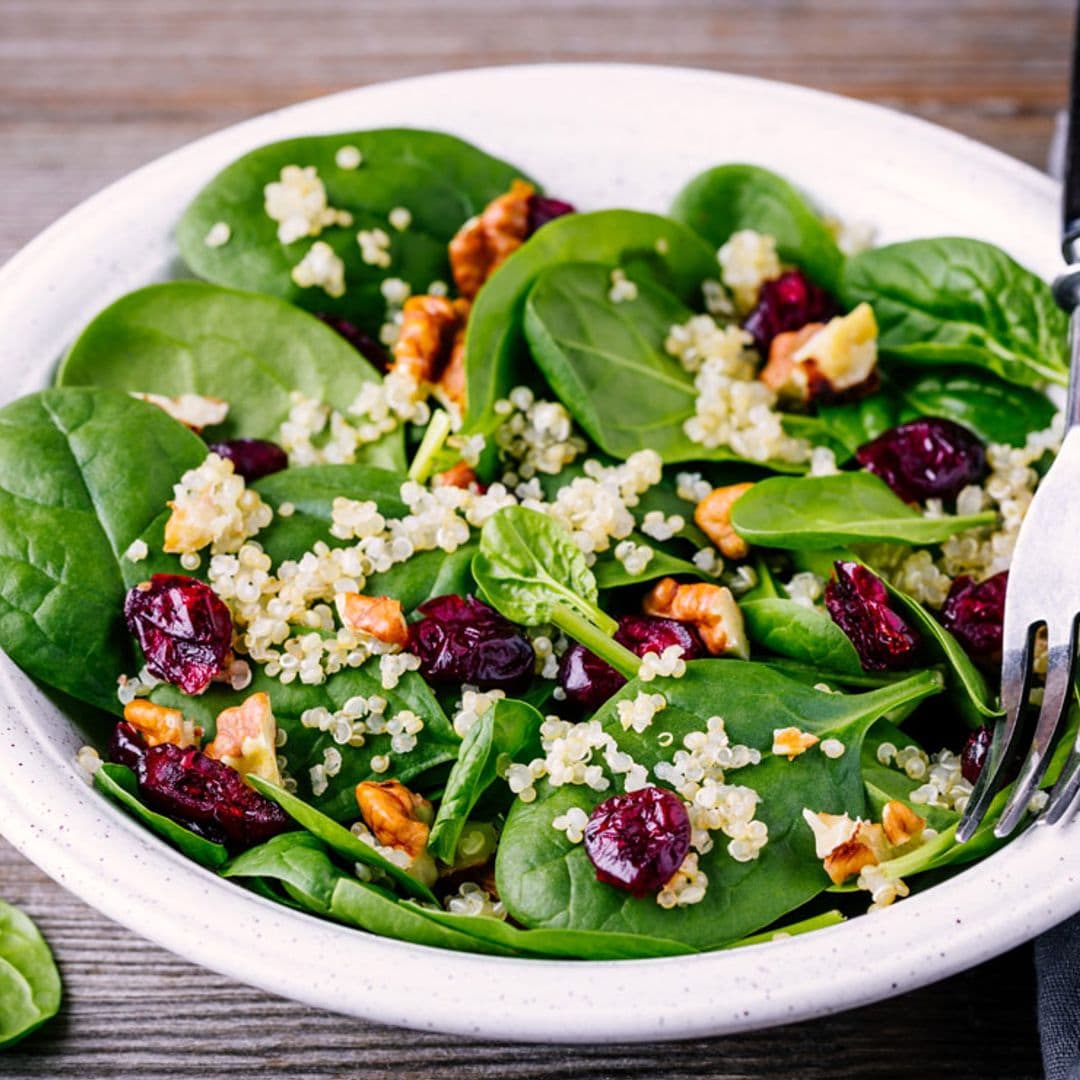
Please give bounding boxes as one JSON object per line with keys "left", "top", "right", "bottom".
{"left": 1042, "top": 728, "right": 1080, "bottom": 825}
{"left": 956, "top": 631, "right": 1035, "bottom": 843}
{"left": 993, "top": 621, "right": 1078, "bottom": 838}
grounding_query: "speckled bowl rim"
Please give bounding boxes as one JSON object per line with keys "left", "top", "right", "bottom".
{"left": 0, "top": 64, "right": 1075, "bottom": 1043}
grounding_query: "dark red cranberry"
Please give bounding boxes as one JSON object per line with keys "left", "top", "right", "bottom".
{"left": 742, "top": 269, "right": 840, "bottom": 355}
{"left": 961, "top": 726, "right": 993, "bottom": 784}
{"left": 409, "top": 595, "right": 534, "bottom": 693}
{"left": 315, "top": 313, "right": 390, "bottom": 372}
{"left": 825, "top": 561, "right": 921, "bottom": 672}
{"left": 109, "top": 720, "right": 148, "bottom": 771}
{"left": 207, "top": 438, "right": 288, "bottom": 482}
{"left": 124, "top": 575, "right": 233, "bottom": 695}
{"left": 584, "top": 786, "right": 691, "bottom": 896}
{"left": 940, "top": 571, "right": 1008, "bottom": 668}
{"left": 138, "top": 742, "right": 289, "bottom": 849}
{"left": 558, "top": 615, "right": 707, "bottom": 711}
{"left": 855, "top": 418, "right": 986, "bottom": 503}
{"left": 527, "top": 194, "right": 576, "bottom": 235}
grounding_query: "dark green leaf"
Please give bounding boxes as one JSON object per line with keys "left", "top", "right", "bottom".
{"left": 222, "top": 831, "right": 344, "bottom": 913}
{"left": 741, "top": 598, "right": 864, "bottom": 676}
{"left": 0, "top": 899, "right": 62, "bottom": 1048}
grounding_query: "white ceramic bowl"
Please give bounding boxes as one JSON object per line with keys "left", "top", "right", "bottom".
{"left": 0, "top": 64, "right": 1074, "bottom": 1042}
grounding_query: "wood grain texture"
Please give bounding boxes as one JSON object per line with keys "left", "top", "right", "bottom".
{"left": 0, "top": 0, "right": 1069, "bottom": 1075}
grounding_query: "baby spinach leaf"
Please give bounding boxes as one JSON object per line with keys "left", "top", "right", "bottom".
{"left": 176, "top": 129, "right": 530, "bottom": 325}
{"left": 93, "top": 762, "right": 229, "bottom": 868}
{"left": 0, "top": 899, "right": 61, "bottom": 1048}
{"left": 741, "top": 598, "right": 864, "bottom": 676}
{"left": 816, "top": 395, "right": 900, "bottom": 458}
{"left": 58, "top": 282, "right": 403, "bottom": 471}
{"left": 724, "top": 908, "right": 845, "bottom": 949}
{"left": 461, "top": 210, "right": 718, "bottom": 442}
{"left": 247, "top": 775, "right": 437, "bottom": 903}
{"left": 428, "top": 699, "right": 543, "bottom": 864}
{"left": 496, "top": 663, "right": 942, "bottom": 948}
{"left": 729, "top": 472, "right": 997, "bottom": 549}
{"left": 593, "top": 536, "right": 709, "bottom": 590}
{"left": 329, "top": 878, "right": 514, "bottom": 956}
{"left": 670, "top": 163, "right": 844, "bottom": 292}
{"left": 403, "top": 902, "right": 695, "bottom": 959}
{"left": 841, "top": 238, "right": 1069, "bottom": 389}
{"left": 222, "top": 831, "right": 344, "bottom": 914}
{"left": 0, "top": 388, "right": 207, "bottom": 714}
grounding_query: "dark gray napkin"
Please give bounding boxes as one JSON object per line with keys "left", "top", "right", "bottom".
{"left": 1037, "top": 911, "right": 1080, "bottom": 1078}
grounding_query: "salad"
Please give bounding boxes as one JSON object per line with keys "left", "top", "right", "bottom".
{"left": 0, "top": 128, "right": 1069, "bottom": 960}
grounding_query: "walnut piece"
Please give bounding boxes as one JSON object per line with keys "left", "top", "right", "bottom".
{"left": 694, "top": 483, "right": 754, "bottom": 560}
{"left": 335, "top": 593, "right": 409, "bottom": 647}
{"left": 355, "top": 779, "right": 437, "bottom": 885}
{"left": 643, "top": 577, "right": 749, "bottom": 658}
{"left": 771, "top": 726, "right": 820, "bottom": 760}
{"left": 390, "top": 295, "right": 470, "bottom": 407}
{"left": 131, "top": 392, "right": 229, "bottom": 432}
{"left": 205, "top": 691, "right": 281, "bottom": 784}
{"left": 823, "top": 824, "right": 888, "bottom": 886}
{"left": 448, "top": 179, "right": 534, "bottom": 300}
{"left": 881, "top": 799, "right": 926, "bottom": 847}
{"left": 433, "top": 462, "right": 479, "bottom": 489}
{"left": 123, "top": 699, "right": 202, "bottom": 748}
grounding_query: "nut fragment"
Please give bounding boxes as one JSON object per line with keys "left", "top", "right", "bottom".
{"left": 694, "top": 483, "right": 754, "bottom": 560}
{"left": 881, "top": 799, "right": 926, "bottom": 847}
{"left": 356, "top": 780, "right": 436, "bottom": 884}
{"left": 433, "top": 462, "right": 479, "bottom": 489}
{"left": 801, "top": 809, "right": 858, "bottom": 858}
{"left": 122, "top": 699, "right": 202, "bottom": 749}
{"left": 335, "top": 593, "right": 409, "bottom": 647}
{"left": 131, "top": 392, "right": 229, "bottom": 432}
{"left": 771, "top": 726, "right": 820, "bottom": 760}
{"left": 449, "top": 179, "right": 534, "bottom": 299}
{"left": 390, "top": 295, "right": 470, "bottom": 406}
{"left": 822, "top": 824, "right": 888, "bottom": 885}
{"left": 205, "top": 691, "right": 281, "bottom": 784}
{"left": 643, "top": 577, "right": 749, "bottom": 658}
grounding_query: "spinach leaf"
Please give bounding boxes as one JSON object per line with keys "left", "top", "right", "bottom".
{"left": 246, "top": 775, "right": 437, "bottom": 903}
{"left": 0, "top": 388, "right": 207, "bottom": 714}
{"left": 403, "top": 903, "right": 695, "bottom": 959}
{"left": 93, "top": 762, "right": 230, "bottom": 868}
{"left": 670, "top": 164, "right": 844, "bottom": 292}
{"left": 841, "top": 238, "right": 1069, "bottom": 389}
{"left": 724, "top": 908, "right": 845, "bottom": 949}
{"left": 428, "top": 699, "right": 543, "bottom": 864}
{"left": 593, "top": 536, "right": 709, "bottom": 590}
{"left": 0, "top": 900, "right": 61, "bottom": 1048}
{"left": 741, "top": 598, "right": 864, "bottom": 676}
{"left": 176, "top": 129, "right": 529, "bottom": 325}
{"left": 58, "top": 282, "right": 403, "bottom": 471}
{"left": 816, "top": 395, "right": 900, "bottom": 459}
{"left": 329, "top": 878, "right": 514, "bottom": 956}
{"left": 460, "top": 210, "right": 718, "bottom": 442}
{"left": 496, "top": 663, "right": 942, "bottom": 947}
{"left": 729, "top": 472, "right": 997, "bottom": 549}
{"left": 222, "top": 831, "right": 344, "bottom": 913}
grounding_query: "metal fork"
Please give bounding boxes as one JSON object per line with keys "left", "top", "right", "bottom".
{"left": 956, "top": 20, "right": 1080, "bottom": 842}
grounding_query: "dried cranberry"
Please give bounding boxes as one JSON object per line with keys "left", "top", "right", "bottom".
{"left": 855, "top": 419, "right": 987, "bottom": 503}
{"left": 742, "top": 269, "right": 839, "bottom": 355}
{"left": 207, "top": 438, "right": 288, "bottom": 482}
{"left": 409, "top": 595, "right": 534, "bottom": 693}
{"left": 940, "top": 571, "right": 1007, "bottom": 668}
{"left": 315, "top": 313, "right": 390, "bottom": 372}
{"left": 961, "top": 726, "right": 993, "bottom": 784}
{"left": 527, "top": 194, "right": 576, "bottom": 235}
{"left": 558, "top": 615, "right": 706, "bottom": 711}
{"left": 138, "top": 742, "right": 288, "bottom": 849}
{"left": 109, "top": 720, "right": 149, "bottom": 771}
{"left": 124, "top": 575, "right": 233, "bottom": 695}
{"left": 584, "top": 786, "right": 691, "bottom": 896}
{"left": 825, "top": 561, "right": 921, "bottom": 672}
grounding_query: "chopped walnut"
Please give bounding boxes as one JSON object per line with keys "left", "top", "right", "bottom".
{"left": 881, "top": 799, "right": 926, "bottom": 847}
{"left": 390, "top": 295, "right": 470, "bottom": 407}
{"left": 448, "top": 179, "right": 534, "bottom": 299}
{"left": 122, "top": 699, "right": 202, "bottom": 748}
{"left": 335, "top": 593, "right": 409, "bottom": 647}
{"left": 433, "top": 462, "right": 479, "bottom": 489}
{"left": 356, "top": 779, "right": 436, "bottom": 884}
{"left": 771, "top": 726, "right": 820, "bottom": 760}
{"left": 131, "top": 392, "right": 228, "bottom": 432}
{"left": 823, "top": 823, "right": 888, "bottom": 886}
{"left": 802, "top": 809, "right": 858, "bottom": 858}
{"left": 694, "top": 483, "right": 754, "bottom": 560}
{"left": 205, "top": 691, "right": 281, "bottom": 784}
{"left": 643, "top": 577, "right": 749, "bottom": 658}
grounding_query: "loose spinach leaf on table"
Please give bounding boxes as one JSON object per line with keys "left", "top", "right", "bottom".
{"left": 93, "top": 762, "right": 230, "bottom": 868}
{"left": 428, "top": 698, "right": 543, "bottom": 864}
{"left": 460, "top": 210, "right": 718, "bottom": 443}
{"left": 741, "top": 597, "right": 864, "bottom": 677}
{"left": 729, "top": 472, "right": 997, "bottom": 549}
{"left": 496, "top": 663, "right": 942, "bottom": 947}
{"left": 841, "top": 237, "right": 1069, "bottom": 389}
{"left": 0, "top": 900, "right": 61, "bottom": 1049}
{"left": 176, "top": 129, "right": 530, "bottom": 325}
{"left": 0, "top": 388, "right": 208, "bottom": 714}
{"left": 669, "top": 163, "right": 844, "bottom": 292}
{"left": 58, "top": 282, "right": 404, "bottom": 470}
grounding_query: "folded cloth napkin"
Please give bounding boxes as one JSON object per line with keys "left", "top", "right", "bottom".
{"left": 1037, "top": 911, "right": 1080, "bottom": 1079}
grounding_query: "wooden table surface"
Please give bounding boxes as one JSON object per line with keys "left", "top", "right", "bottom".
{"left": 0, "top": 0, "right": 1072, "bottom": 1075}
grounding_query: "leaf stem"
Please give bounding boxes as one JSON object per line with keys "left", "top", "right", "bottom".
{"left": 407, "top": 410, "right": 453, "bottom": 484}
{"left": 550, "top": 603, "right": 639, "bottom": 679}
